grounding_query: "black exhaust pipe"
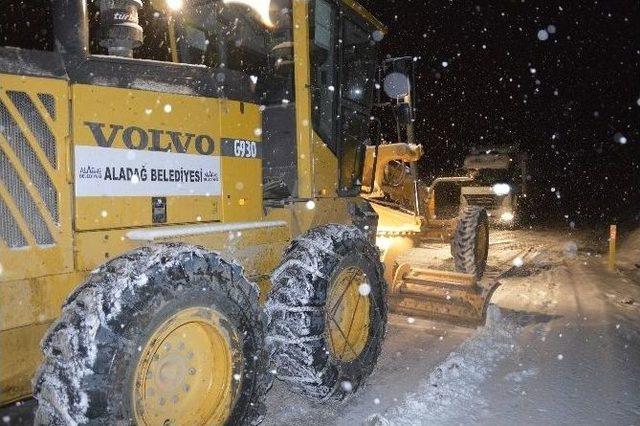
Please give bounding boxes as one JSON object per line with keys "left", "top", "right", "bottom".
{"left": 52, "top": 0, "right": 90, "bottom": 58}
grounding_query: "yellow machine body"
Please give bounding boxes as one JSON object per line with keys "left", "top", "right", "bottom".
{"left": 362, "top": 142, "right": 495, "bottom": 327}
{"left": 0, "top": 0, "right": 385, "bottom": 404}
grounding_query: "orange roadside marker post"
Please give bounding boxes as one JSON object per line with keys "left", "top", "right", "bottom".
{"left": 608, "top": 224, "right": 617, "bottom": 271}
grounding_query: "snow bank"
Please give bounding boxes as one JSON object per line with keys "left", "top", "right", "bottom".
{"left": 368, "top": 305, "right": 520, "bottom": 425}
{"left": 619, "top": 227, "right": 640, "bottom": 268}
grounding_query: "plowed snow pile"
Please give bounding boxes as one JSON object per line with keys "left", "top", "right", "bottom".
{"left": 368, "top": 305, "right": 520, "bottom": 425}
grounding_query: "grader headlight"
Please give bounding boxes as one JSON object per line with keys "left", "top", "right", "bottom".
{"left": 376, "top": 236, "right": 392, "bottom": 253}
{"left": 166, "top": 0, "right": 184, "bottom": 11}
{"left": 223, "top": 0, "right": 274, "bottom": 28}
{"left": 492, "top": 183, "right": 511, "bottom": 196}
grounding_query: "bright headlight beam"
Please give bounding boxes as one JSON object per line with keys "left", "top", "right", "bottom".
{"left": 492, "top": 183, "right": 511, "bottom": 196}
{"left": 166, "top": 0, "right": 184, "bottom": 11}
{"left": 222, "top": 0, "right": 274, "bottom": 28}
{"left": 500, "top": 212, "right": 515, "bottom": 222}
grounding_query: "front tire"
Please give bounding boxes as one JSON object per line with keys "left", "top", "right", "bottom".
{"left": 34, "top": 243, "right": 270, "bottom": 425}
{"left": 451, "top": 206, "right": 489, "bottom": 278}
{"left": 265, "top": 224, "right": 387, "bottom": 400}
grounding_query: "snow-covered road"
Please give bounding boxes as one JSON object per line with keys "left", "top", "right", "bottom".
{"left": 3, "top": 228, "right": 639, "bottom": 425}
{"left": 265, "top": 228, "right": 640, "bottom": 425}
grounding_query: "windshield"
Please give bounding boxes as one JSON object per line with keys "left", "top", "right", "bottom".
{"left": 473, "top": 168, "right": 514, "bottom": 186}
{"left": 88, "top": 0, "right": 294, "bottom": 104}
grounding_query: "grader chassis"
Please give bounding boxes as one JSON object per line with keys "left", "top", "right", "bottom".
{"left": 361, "top": 142, "right": 494, "bottom": 326}
{"left": 0, "top": 0, "right": 494, "bottom": 423}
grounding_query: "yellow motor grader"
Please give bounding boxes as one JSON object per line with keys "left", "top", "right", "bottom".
{"left": 0, "top": 0, "right": 493, "bottom": 424}
{"left": 359, "top": 56, "right": 493, "bottom": 327}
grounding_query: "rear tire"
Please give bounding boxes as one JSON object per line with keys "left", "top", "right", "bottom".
{"left": 451, "top": 206, "right": 489, "bottom": 278}
{"left": 265, "top": 224, "right": 387, "bottom": 400}
{"left": 33, "top": 243, "right": 270, "bottom": 425}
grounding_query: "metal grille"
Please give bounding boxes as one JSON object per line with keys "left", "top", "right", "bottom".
{"left": 0, "top": 99, "right": 59, "bottom": 222}
{"left": 7, "top": 91, "right": 57, "bottom": 167}
{"left": 0, "top": 149, "right": 53, "bottom": 245}
{"left": 0, "top": 195, "right": 27, "bottom": 247}
{"left": 464, "top": 194, "right": 501, "bottom": 208}
{"left": 38, "top": 93, "right": 57, "bottom": 120}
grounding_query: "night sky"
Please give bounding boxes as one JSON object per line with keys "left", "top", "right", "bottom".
{"left": 360, "top": 0, "right": 640, "bottom": 226}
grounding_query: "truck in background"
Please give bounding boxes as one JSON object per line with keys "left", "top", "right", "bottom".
{"left": 460, "top": 145, "right": 528, "bottom": 227}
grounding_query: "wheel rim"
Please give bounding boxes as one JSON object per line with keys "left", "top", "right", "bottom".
{"left": 326, "top": 266, "right": 372, "bottom": 362}
{"left": 475, "top": 220, "right": 489, "bottom": 266}
{"left": 133, "top": 307, "right": 238, "bottom": 425}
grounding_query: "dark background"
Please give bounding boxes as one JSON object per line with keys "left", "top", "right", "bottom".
{"left": 360, "top": 0, "right": 640, "bottom": 227}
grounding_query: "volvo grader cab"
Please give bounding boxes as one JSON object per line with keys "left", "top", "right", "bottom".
{"left": 0, "top": 0, "right": 493, "bottom": 424}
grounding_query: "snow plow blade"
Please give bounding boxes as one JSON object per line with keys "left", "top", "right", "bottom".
{"left": 388, "top": 263, "right": 500, "bottom": 327}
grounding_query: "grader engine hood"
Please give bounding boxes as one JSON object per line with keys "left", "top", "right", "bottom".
{"left": 72, "top": 84, "right": 263, "bottom": 230}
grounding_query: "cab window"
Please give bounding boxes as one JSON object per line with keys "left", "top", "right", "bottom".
{"left": 310, "top": 0, "right": 338, "bottom": 152}
{"left": 87, "top": 1, "right": 293, "bottom": 104}
{"left": 88, "top": 2, "right": 273, "bottom": 70}
{"left": 310, "top": 0, "right": 378, "bottom": 195}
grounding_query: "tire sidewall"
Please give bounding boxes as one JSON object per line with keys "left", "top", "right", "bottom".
{"left": 266, "top": 225, "right": 387, "bottom": 401}
{"left": 323, "top": 249, "right": 386, "bottom": 387}
{"left": 36, "top": 246, "right": 268, "bottom": 425}
{"left": 115, "top": 289, "right": 248, "bottom": 424}
{"left": 475, "top": 210, "right": 490, "bottom": 275}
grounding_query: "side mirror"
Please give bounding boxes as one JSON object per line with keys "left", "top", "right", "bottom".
{"left": 383, "top": 72, "right": 411, "bottom": 100}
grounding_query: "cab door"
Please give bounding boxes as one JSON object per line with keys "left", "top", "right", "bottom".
{"left": 309, "top": 0, "right": 378, "bottom": 196}
{"left": 336, "top": 15, "right": 378, "bottom": 195}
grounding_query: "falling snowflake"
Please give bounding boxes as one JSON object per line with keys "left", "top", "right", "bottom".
{"left": 613, "top": 133, "right": 628, "bottom": 145}
{"left": 305, "top": 200, "right": 316, "bottom": 210}
{"left": 163, "top": 104, "right": 172, "bottom": 113}
{"left": 358, "top": 282, "right": 371, "bottom": 296}
{"left": 537, "top": 29, "right": 549, "bottom": 41}
{"left": 341, "top": 381, "right": 353, "bottom": 392}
